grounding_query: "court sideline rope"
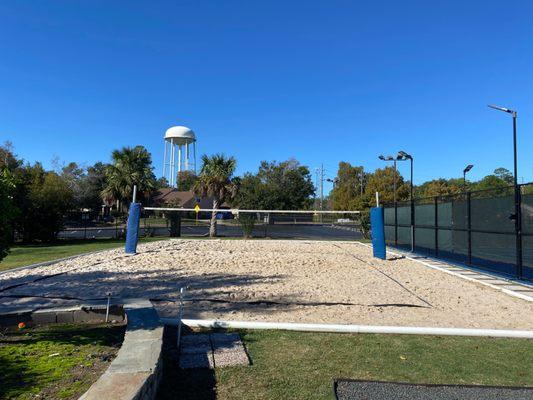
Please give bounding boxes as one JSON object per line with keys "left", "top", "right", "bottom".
{"left": 332, "top": 243, "right": 433, "bottom": 308}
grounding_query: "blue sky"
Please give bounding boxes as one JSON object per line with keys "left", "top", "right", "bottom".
{"left": 1, "top": 1, "right": 532, "bottom": 193}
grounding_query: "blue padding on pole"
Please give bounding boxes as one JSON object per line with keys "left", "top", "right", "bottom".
{"left": 125, "top": 203, "right": 141, "bottom": 254}
{"left": 371, "top": 207, "right": 386, "bottom": 260}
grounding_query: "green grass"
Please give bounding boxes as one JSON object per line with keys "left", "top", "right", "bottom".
{"left": 160, "top": 330, "right": 533, "bottom": 400}
{"left": 0, "top": 237, "right": 169, "bottom": 272}
{"left": 0, "top": 323, "right": 125, "bottom": 399}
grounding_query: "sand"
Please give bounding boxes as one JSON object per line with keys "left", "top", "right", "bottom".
{"left": 1, "top": 239, "right": 532, "bottom": 330}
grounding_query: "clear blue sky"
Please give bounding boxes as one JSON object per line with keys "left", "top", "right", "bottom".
{"left": 2, "top": 1, "right": 532, "bottom": 193}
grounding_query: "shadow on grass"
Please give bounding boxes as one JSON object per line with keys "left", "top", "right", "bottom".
{"left": 157, "top": 325, "right": 216, "bottom": 400}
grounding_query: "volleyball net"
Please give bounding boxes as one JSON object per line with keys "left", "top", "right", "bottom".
{"left": 139, "top": 207, "right": 362, "bottom": 241}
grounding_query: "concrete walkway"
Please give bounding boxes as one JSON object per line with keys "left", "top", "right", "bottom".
{"left": 179, "top": 332, "right": 249, "bottom": 369}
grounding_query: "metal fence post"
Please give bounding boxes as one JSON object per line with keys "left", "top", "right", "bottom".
{"left": 516, "top": 185, "right": 523, "bottom": 279}
{"left": 467, "top": 192, "right": 472, "bottom": 265}
{"left": 394, "top": 201, "right": 398, "bottom": 247}
{"left": 434, "top": 197, "right": 439, "bottom": 257}
{"left": 411, "top": 199, "right": 415, "bottom": 252}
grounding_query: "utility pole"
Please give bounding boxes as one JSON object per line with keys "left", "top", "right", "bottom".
{"left": 360, "top": 168, "right": 364, "bottom": 196}
{"left": 320, "top": 164, "right": 324, "bottom": 212}
{"left": 315, "top": 165, "right": 325, "bottom": 222}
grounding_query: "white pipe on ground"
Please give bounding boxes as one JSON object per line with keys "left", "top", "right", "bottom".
{"left": 160, "top": 318, "right": 533, "bottom": 339}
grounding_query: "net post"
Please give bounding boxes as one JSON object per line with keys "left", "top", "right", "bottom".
{"left": 125, "top": 203, "right": 141, "bottom": 254}
{"left": 371, "top": 207, "right": 386, "bottom": 260}
{"left": 394, "top": 199, "right": 398, "bottom": 247}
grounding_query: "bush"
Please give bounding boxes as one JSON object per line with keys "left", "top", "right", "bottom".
{"left": 238, "top": 214, "right": 255, "bottom": 238}
{"left": 359, "top": 210, "right": 371, "bottom": 239}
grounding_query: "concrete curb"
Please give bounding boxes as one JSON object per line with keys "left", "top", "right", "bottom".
{"left": 0, "top": 302, "right": 125, "bottom": 329}
{"left": 79, "top": 299, "right": 164, "bottom": 400}
{"left": 0, "top": 298, "right": 164, "bottom": 400}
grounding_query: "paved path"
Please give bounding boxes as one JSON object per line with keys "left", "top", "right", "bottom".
{"left": 334, "top": 380, "right": 533, "bottom": 400}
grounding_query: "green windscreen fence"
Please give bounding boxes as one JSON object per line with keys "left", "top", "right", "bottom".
{"left": 522, "top": 190, "right": 533, "bottom": 280}
{"left": 384, "top": 184, "right": 533, "bottom": 281}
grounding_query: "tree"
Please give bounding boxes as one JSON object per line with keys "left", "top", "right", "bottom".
{"left": 415, "top": 178, "right": 463, "bottom": 198}
{"left": 101, "top": 146, "right": 156, "bottom": 211}
{"left": 156, "top": 176, "right": 170, "bottom": 189}
{"left": 84, "top": 162, "right": 108, "bottom": 212}
{"left": 234, "top": 159, "right": 315, "bottom": 210}
{"left": 493, "top": 167, "right": 514, "bottom": 185}
{"left": 61, "top": 162, "right": 85, "bottom": 209}
{"left": 473, "top": 174, "right": 510, "bottom": 192}
{"left": 363, "top": 167, "right": 409, "bottom": 206}
{"left": 0, "top": 141, "right": 21, "bottom": 171}
{"left": 193, "top": 154, "right": 238, "bottom": 237}
{"left": 177, "top": 171, "right": 198, "bottom": 191}
{"left": 13, "top": 163, "right": 73, "bottom": 242}
{"left": 0, "top": 169, "right": 17, "bottom": 260}
{"left": 330, "top": 162, "right": 366, "bottom": 210}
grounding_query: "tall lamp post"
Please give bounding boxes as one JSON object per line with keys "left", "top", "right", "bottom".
{"left": 379, "top": 155, "right": 402, "bottom": 246}
{"left": 397, "top": 151, "right": 414, "bottom": 252}
{"left": 326, "top": 177, "right": 339, "bottom": 188}
{"left": 463, "top": 164, "right": 474, "bottom": 188}
{"left": 488, "top": 104, "right": 522, "bottom": 278}
{"left": 378, "top": 155, "right": 400, "bottom": 204}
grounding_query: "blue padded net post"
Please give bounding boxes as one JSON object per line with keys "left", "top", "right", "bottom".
{"left": 125, "top": 203, "right": 141, "bottom": 254}
{"left": 370, "top": 207, "right": 386, "bottom": 260}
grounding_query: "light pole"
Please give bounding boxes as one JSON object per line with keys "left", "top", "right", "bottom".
{"left": 463, "top": 164, "right": 474, "bottom": 188}
{"left": 326, "top": 177, "right": 339, "bottom": 189}
{"left": 378, "top": 155, "right": 400, "bottom": 204}
{"left": 398, "top": 151, "right": 414, "bottom": 252}
{"left": 379, "top": 154, "right": 401, "bottom": 247}
{"left": 488, "top": 104, "right": 522, "bottom": 278}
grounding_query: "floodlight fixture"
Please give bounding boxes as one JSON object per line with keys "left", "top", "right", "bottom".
{"left": 488, "top": 104, "right": 516, "bottom": 116}
{"left": 463, "top": 164, "right": 474, "bottom": 174}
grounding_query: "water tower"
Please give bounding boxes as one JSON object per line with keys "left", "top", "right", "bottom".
{"left": 163, "top": 125, "right": 197, "bottom": 187}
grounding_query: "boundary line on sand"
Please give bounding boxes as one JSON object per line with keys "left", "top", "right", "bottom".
{"left": 355, "top": 242, "right": 533, "bottom": 303}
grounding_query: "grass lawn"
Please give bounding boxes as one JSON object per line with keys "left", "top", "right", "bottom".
{"left": 0, "top": 237, "right": 170, "bottom": 272}
{"left": 0, "top": 323, "right": 125, "bottom": 400}
{"left": 157, "top": 329, "right": 533, "bottom": 400}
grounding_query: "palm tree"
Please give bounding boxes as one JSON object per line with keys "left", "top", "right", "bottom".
{"left": 193, "top": 154, "right": 238, "bottom": 237}
{"left": 101, "top": 146, "right": 156, "bottom": 211}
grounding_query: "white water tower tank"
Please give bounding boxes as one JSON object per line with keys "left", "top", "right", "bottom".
{"left": 163, "top": 126, "right": 197, "bottom": 187}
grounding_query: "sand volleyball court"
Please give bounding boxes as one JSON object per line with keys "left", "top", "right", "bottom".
{"left": 1, "top": 239, "right": 532, "bottom": 330}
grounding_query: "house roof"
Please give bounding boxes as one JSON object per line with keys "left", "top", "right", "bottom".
{"left": 151, "top": 189, "right": 228, "bottom": 209}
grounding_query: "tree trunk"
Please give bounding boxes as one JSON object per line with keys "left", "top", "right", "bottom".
{"left": 210, "top": 198, "right": 219, "bottom": 237}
